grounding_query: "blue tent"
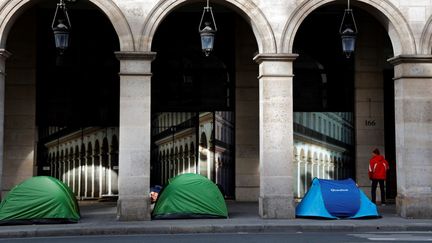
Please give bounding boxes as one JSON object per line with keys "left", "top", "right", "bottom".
{"left": 296, "top": 178, "right": 380, "bottom": 219}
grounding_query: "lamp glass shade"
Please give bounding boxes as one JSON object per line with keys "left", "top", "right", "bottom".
{"left": 53, "top": 22, "right": 70, "bottom": 52}
{"left": 340, "top": 28, "right": 356, "bottom": 58}
{"left": 200, "top": 26, "right": 215, "bottom": 56}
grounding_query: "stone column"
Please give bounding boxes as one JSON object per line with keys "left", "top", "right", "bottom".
{"left": 0, "top": 49, "right": 11, "bottom": 200}
{"left": 87, "top": 148, "right": 93, "bottom": 198}
{"left": 79, "top": 149, "right": 85, "bottom": 198}
{"left": 254, "top": 53, "right": 298, "bottom": 219}
{"left": 388, "top": 55, "right": 432, "bottom": 218}
{"left": 115, "top": 51, "right": 156, "bottom": 221}
{"left": 107, "top": 150, "right": 112, "bottom": 195}
{"left": 98, "top": 151, "right": 104, "bottom": 197}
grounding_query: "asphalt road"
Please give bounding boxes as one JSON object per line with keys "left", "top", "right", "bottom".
{"left": 1, "top": 232, "right": 432, "bottom": 243}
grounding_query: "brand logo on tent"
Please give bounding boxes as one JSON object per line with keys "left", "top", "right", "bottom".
{"left": 331, "top": 188, "right": 349, "bottom": 192}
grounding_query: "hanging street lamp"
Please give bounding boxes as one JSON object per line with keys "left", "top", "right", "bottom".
{"left": 339, "top": 0, "right": 358, "bottom": 58}
{"left": 52, "top": 0, "right": 72, "bottom": 55}
{"left": 198, "top": 0, "right": 217, "bottom": 57}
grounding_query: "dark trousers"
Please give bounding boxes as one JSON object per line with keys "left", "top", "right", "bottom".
{"left": 371, "top": 179, "right": 385, "bottom": 204}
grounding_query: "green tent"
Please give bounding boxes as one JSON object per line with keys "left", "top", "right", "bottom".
{"left": 0, "top": 176, "right": 80, "bottom": 225}
{"left": 152, "top": 173, "right": 228, "bottom": 219}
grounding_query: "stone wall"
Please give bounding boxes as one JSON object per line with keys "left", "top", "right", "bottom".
{"left": 355, "top": 13, "right": 394, "bottom": 201}
{"left": 235, "top": 16, "right": 260, "bottom": 201}
{"left": 1, "top": 9, "right": 36, "bottom": 198}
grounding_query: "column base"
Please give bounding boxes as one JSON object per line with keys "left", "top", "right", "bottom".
{"left": 397, "top": 194, "right": 432, "bottom": 218}
{"left": 259, "top": 196, "right": 295, "bottom": 219}
{"left": 117, "top": 195, "right": 151, "bottom": 221}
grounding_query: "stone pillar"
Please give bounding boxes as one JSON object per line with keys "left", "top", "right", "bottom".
{"left": 254, "top": 53, "right": 298, "bottom": 219}
{"left": 96, "top": 152, "right": 101, "bottom": 197}
{"left": 115, "top": 51, "right": 156, "bottom": 221}
{"left": 0, "top": 49, "right": 11, "bottom": 200}
{"left": 87, "top": 148, "right": 93, "bottom": 198}
{"left": 79, "top": 149, "right": 85, "bottom": 198}
{"left": 107, "top": 150, "right": 112, "bottom": 195}
{"left": 388, "top": 55, "right": 432, "bottom": 218}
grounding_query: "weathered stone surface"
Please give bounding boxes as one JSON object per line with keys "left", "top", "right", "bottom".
{"left": 254, "top": 54, "right": 297, "bottom": 219}
{"left": 397, "top": 194, "right": 432, "bottom": 218}
{"left": 259, "top": 196, "right": 295, "bottom": 219}
{"left": 117, "top": 195, "right": 151, "bottom": 221}
{"left": 1, "top": 10, "right": 36, "bottom": 197}
{"left": 354, "top": 22, "right": 388, "bottom": 200}
{"left": 389, "top": 55, "right": 432, "bottom": 218}
{"left": 116, "top": 52, "right": 155, "bottom": 221}
{"left": 0, "top": 0, "right": 432, "bottom": 219}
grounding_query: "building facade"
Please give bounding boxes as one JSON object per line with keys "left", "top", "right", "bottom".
{"left": 293, "top": 112, "right": 355, "bottom": 198}
{"left": 0, "top": 0, "right": 431, "bottom": 220}
{"left": 151, "top": 111, "right": 235, "bottom": 198}
{"left": 41, "top": 127, "right": 119, "bottom": 200}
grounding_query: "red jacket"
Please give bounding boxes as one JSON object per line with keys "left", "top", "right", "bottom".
{"left": 369, "top": 155, "right": 389, "bottom": 180}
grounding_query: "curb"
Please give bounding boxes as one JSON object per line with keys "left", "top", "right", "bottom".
{"left": 1, "top": 223, "right": 432, "bottom": 238}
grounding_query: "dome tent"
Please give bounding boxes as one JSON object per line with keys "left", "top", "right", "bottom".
{"left": 296, "top": 178, "right": 380, "bottom": 219}
{"left": 0, "top": 176, "right": 80, "bottom": 225}
{"left": 152, "top": 173, "right": 228, "bottom": 219}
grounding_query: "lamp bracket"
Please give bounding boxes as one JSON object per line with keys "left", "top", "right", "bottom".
{"left": 51, "top": 0, "right": 72, "bottom": 30}
{"left": 339, "top": 8, "right": 357, "bottom": 34}
{"left": 198, "top": 0, "right": 217, "bottom": 32}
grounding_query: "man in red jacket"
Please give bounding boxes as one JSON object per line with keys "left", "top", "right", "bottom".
{"left": 369, "top": 148, "right": 389, "bottom": 205}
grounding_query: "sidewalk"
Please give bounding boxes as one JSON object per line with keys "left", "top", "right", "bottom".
{"left": 0, "top": 201, "right": 431, "bottom": 238}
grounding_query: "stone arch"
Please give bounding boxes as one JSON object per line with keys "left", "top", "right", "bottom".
{"left": 94, "top": 140, "right": 100, "bottom": 154}
{"left": 111, "top": 135, "right": 119, "bottom": 169}
{"left": 174, "top": 146, "right": 179, "bottom": 173}
{"left": 306, "top": 150, "right": 312, "bottom": 163}
{"left": 300, "top": 149, "right": 305, "bottom": 161}
{"left": 184, "top": 144, "right": 189, "bottom": 156}
{"left": 179, "top": 146, "right": 183, "bottom": 173}
{"left": 0, "top": 0, "right": 134, "bottom": 51}
{"left": 200, "top": 132, "right": 208, "bottom": 149}
{"left": 281, "top": 0, "right": 416, "bottom": 56}
{"left": 74, "top": 145, "right": 80, "bottom": 158}
{"left": 170, "top": 147, "right": 174, "bottom": 161}
{"left": 420, "top": 15, "right": 432, "bottom": 54}
{"left": 58, "top": 149, "right": 64, "bottom": 179}
{"left": 111, "top": 135, "right": 118, "bottom": 151}
{"left": 60, "top": 149, "right": 64, "bottom": 162}
{"left": 80, "top": 143, "right": 86, "bottom": 158}
{"left": 87, "top": 142, "right": 93, "bottom": 155}
{"left": 140, "top": 0, "right": 277, "bottom": 53}
{"left": 294, "top": 147, "right": 299, "bottom": 160}
{"left": 101, "top": 137, "right": 109, "bottom": 169}
{"left": 190, "top": 142, "right": 195, "bottom": 155}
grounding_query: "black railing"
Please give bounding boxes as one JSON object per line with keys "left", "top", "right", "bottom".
{"left": 293, "top": 123, "right": 353, "bottom": 149}
{"left": 152, "top": 118, "right": 197, "bottom": 141}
